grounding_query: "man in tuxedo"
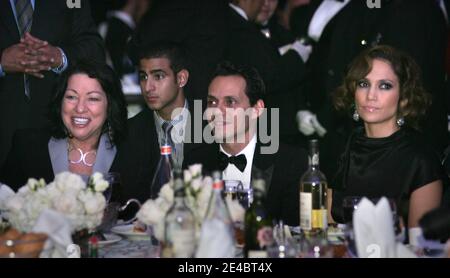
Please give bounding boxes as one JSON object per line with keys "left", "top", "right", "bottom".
{"left": 184, "top": 62, "right": 308, "bottom": 226}
{"left": 0, "top": 0, "right": 104, "bottom": 168}
{"left": 225, "top": 0, "right": 310, "bottom": 97}
{"left": 113, "top": 42, "right": 200, "bottom": 202}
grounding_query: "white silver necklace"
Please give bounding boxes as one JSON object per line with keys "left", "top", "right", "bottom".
{"left": 68, "top": 143, "right": 97, "bottom": 167}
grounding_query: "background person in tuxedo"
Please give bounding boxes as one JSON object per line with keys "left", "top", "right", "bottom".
{"left": 0, "top": 0, "right": 105, "bottom": 168}
{"left": 0, "top": 61, "right": 127, "bottom": 191}
{"left": 114, "top": 42, "right": 201, "bottom": 203}
{"left": 184, "top": 62, "right": 308, "bottom": 226}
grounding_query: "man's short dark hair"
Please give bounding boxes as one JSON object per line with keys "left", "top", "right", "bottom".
{"left": 136, "top": 41, "right": 188, "bottom": 74}
{"left": 211, "top": 61, "right": 266, "bottom": 105}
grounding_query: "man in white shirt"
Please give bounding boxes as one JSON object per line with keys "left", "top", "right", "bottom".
{"left": 184, "top": 61, "right": 308, "bottom": 225}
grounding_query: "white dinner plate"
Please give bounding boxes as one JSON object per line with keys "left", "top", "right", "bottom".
{"left": 110, "top": 224, "right": 150, "bottom": 241}
{"left": 98, "top": 233, "right": 122, "bottom": 246}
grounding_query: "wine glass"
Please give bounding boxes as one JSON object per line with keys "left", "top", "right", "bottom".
{"left": 103, "top": 172, "right": 121, "bottom": 203}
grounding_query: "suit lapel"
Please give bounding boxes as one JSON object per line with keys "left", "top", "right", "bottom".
{"left": 92, "top": 134, "right": 117, "bottom": 174}
{"left": 251, "top": 141, "right": 275, "bottom": 192}
{"left": 0, "top": 0, "right": 20, "bottom": 42}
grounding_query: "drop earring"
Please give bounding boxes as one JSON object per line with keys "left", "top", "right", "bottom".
{"left": 396, "top": 117, "right": 405, "bottom": 127}
{"left": 353, "top": 109, "right": 360, "bottom": 122}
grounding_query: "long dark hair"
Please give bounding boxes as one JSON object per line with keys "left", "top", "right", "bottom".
{"left": 49, "top": 60, "right": 128, "bottom": 146}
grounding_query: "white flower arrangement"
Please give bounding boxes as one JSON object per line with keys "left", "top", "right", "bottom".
{"left": 137, "top": 164, "right": 245, "bottom": 241}
{"left": 0, "top": 172, "right": 109, "bottom": 233}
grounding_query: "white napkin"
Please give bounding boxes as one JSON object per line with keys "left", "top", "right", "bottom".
{"left": 353, "top": 197, "right": 416, "bottom": 258}
{"left": 195, "top": 219, "right": 236, "bottom": 258}
{"left": 32, "top": 209, "right": 74, "bottom": 258}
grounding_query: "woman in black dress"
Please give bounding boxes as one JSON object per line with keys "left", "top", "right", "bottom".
{"left": 330, "top": 45, "right": 445, "bottom": 229}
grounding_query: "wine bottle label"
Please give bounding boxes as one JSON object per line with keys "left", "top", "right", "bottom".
{"left": 248, "top": 250, "right": 268, "bottom": 258}
{"left": 161, "top": 145, "right": 172, "bottom": 155}
{"left": 172, "top": 230, "right": 196, "bottom": 258}
{"left": 312, "top": 209, "right": 327, "bottom": 229}
{"left": 300, "top": 192, "right": 312, "bottom": 230}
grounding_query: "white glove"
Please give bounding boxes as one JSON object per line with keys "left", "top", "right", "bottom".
{"left": 296, "top": 110, "right": 316, "bottom": 136}
{"left": 296, "top": 110, "right": 327, "bottom": 137}
{"left": 310, "top": 114, "right": 327, "bottom": 137}
{"left": 291, "top": 40, "right": 313, "bottom": 62}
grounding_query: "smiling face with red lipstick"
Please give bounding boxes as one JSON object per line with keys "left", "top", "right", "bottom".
{"left": 355, "top": 59, "right": 401, "bottom": 137}
{"left": 62, "top": 73, "right": 108, "bottom": 147}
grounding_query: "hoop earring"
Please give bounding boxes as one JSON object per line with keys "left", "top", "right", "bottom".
{"left": 396, "top": 117, "right": 405, "bottom": 127}
{"left": 353, "top": 109, "right": 360, "bottom": 122}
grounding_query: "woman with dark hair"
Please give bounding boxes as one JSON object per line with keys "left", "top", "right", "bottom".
{"left": 330, "top": 45, "right": 445, "bottom": 231}
{"left": 0, "top": 61, "right": 128, "bottom": 190}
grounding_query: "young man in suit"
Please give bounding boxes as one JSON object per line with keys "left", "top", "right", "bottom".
{"left": 184, "top": 62, "right": 308, "bottom": 226}
{"left": 114, "top": 41, "right": 199, "bottom": 202}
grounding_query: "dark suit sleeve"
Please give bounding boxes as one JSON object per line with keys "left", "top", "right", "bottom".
{"left": 0, "top": 132, "right": 28, "bottom": 191}
{"left": 61, "top": 0, "right": 105, "bottom": 65}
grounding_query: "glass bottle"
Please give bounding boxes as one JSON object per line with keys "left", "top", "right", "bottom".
{"left": 162, "top": 170, "right": 196, "bottom": 258}
{"left": 299, "top": 139, "right": 328, "bottom": 235}
{"left": 244, "top": 174, "right": 273, "bottom": 258}
{"left": 150, "top": 138, "right": 174, "bottom": 198}
{"left": 204, "top": 171, "right": 235, "bottom": 240}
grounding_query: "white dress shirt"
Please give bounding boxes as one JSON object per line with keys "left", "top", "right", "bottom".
{"left": 220, "top": 135, "right": 257, "bottom": 190}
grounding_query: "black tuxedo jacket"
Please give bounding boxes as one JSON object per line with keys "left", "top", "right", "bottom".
{"left": 0, "top": 0, "right": 105, "bottom": 167}
{"left": 224, "top": 7, "right": 306, "bottom": 97}
{"left": 183, "top": 141, "right": 308, "bottom": 226}
{"left": 112, "top": 104, "right": 202, "bottom": 203}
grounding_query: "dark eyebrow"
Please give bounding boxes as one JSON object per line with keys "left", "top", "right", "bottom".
{"left": 207, "top": 95, "right": 217, "bottom": 100}
{"left": 66, "top": 88, "right": 78, "bottom": 94}
{"left": 87, "top": 91, "right": 104, "bottom": 95}
{"left": 149, "top": 69, "right": 166, "bottom": 75}
{"left": 379, "top": 79, "right": 394, "bottom": 83}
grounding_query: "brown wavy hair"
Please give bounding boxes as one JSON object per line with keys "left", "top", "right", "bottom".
{"left": 333, "top": 45, "right": 431, "bottom": 130}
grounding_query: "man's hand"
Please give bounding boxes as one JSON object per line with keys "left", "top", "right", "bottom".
{"left": 0, "top": 43, "right": 44, "bottom": 78}
{"left": 22, "top": 33, "right": 62, "bottom": 69}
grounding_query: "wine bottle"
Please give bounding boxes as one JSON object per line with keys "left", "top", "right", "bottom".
{"left": 299, "top": 139, "right": 328, "bottom": 235}
{"left": 244, "top": 174, "right": 273, "bottom": 258}
{"left": 162, "top": 170, "right": 196, "bottom": 258}
{"left": 150, "top": 138, "right": 174, "bottom": 198}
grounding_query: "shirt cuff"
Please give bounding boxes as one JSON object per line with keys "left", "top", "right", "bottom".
{"left": 51, "top": 47, "right": 68, "bottom": 74}
{"left": 0, "top": 63, "right": 5, "bottom": 77}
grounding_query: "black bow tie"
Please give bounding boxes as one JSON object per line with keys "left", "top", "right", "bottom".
{"left": 218, "top": 152, "right": 247, "bottom": 172}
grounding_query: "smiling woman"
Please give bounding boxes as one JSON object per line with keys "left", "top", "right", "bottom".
{"left": 330, "top": 45, "right": 445, "bottom": 234}
{"left": 0, "top": 61, "right": 128, "bottom": 191}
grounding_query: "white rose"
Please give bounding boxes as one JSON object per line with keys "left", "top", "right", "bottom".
{"left": 184, "top": 170, "right": 192, "bottom": 184}
{"left": 53, "top": 193, "right": 78, "bottom": 214}
{"left": 94, "top": 180, "right": 109, "bottom": 193}
{"left": 83, "top": 193, "right": 106, "bottom": 215}
{"left": 137, "top": 198, "right": 168, "bottom": 226}
{"left": 159, "top": 183, "right": 174, "bottom": 204}
{"left": 54, "top": 172, "right": 85, "bottom": 192}
{"left": 26, "top": 178, "right": 40, "bottom": 191}
{"left": 91, "top": 172, "right": 104, "bottom": 184}
{"left": 189, "top": 164, "right": 202, "bottom": 177}
{"left": 5, "top": 195, "right": 25, "bottom": 212}
{"left": 190, "top": 178, "right": 202, "bottom": 192}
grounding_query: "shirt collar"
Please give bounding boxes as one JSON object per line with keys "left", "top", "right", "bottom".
{"left": 220, "top": 134, "right": 257, "bottom": 159}
{"left": 154, "top": 100, "right": 188, "bottom": 128}
{"left": 229, "top": 3, "right": 248, "bottom": 21}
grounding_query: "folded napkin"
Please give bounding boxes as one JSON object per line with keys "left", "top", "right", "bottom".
{"left": 353, "top": 197, "right": 416, "bottom": 258}
{"left": 195, "top": 219, "right": 236, "bottom": 258}
{"left": 32, "top": 209, "right": 73, "bottom": 258}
